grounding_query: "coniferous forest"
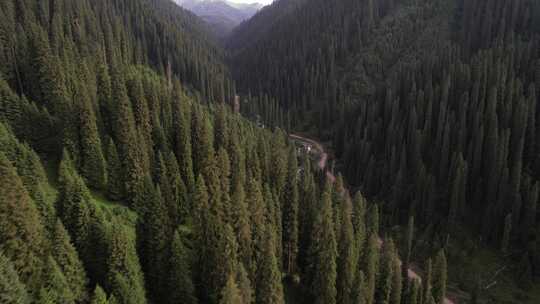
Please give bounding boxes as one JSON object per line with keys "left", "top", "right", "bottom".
{"left": 0, "top": 0, "right": 539, "bottom": 303}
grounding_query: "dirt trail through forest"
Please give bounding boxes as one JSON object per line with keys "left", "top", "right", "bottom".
{"left": 290, "top": 134, "right": 456, "bottom": 304}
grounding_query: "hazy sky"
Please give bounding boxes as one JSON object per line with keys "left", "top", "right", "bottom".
{"left": 229, "top": 0, "right": 274, "bottom": 4}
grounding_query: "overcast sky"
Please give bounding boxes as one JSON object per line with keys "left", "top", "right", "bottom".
{"left": 229, "top": 0, "right": 274, "bottom": 4}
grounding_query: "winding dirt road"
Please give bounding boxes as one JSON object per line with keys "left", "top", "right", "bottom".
{"left": 290, "top": 134, "right": 456, "bottom": 304}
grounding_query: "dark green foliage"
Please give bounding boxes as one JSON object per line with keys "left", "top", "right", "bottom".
{"left": 337, "top": 196, "right": 356, "bottom": 304}
{"left": 106, "top": 224, "right": 147, "bottom": 304}
{"left": 432, "top": 250, "right": 447, "bottom": 304}
{"left": 90, "top": 285, "right": 109, "bottom": 304}
{"left": 282, "top": 146, "right": 300, "bottom": 274}
{"left": 0, "top": 152, "right": 45, "bottom": 286}
{"left": 79, "top": 82, "right": 107, "bottom": 190}
{"left": 50, "top": 220, "right": 88, "bottom": 302}
{"left": 309, "top": 183, "right": 337, "bottom": 304}
{"left": 0, "top": 252, "right": 30, "bottom": 304}
{"left": 220, "top": 274, "right": 243, "bottom": 304}
{"left": 168, "top": 230, "right": 197, "bottom": 304}
{"left": 38, "top": 256, "right": 75, "bottom": 304}
{"left": 137, "top": 177, "right": 169, "bottom": 302}
{"left": 229, "top": 0, "right": 540, "bottom": 291}
{"left": 255, "top": 227, "right": 285, "bottom": 304}
{"left": 105, "top": 138, "right": 123, "bottom": 200}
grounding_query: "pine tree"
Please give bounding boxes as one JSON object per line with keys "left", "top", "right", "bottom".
{"left": 173, "top": 86, "right": 195, "bottom": 193}
{"left": 217, "top": 147, "right": 232, "bottom": 222}
{"left": 194, "top": 173, "right": 227, "bottom": 303}
{"left": 402, "top": 216, "right": 414, "bottom": 292}
{"left": 220, "top": 274, "right": 243, "bottom": 304}
{"left": 38, "top": 256, "right": 75, "bottom": 304}
{"left": 90, "top": 285, "right": 109, "bottom": 304}
{"left": 282, "top": 146, "right": 299, "bottom": 274}
{"left": 111, "top": 68, "right": 143, "bottom": 204}
{"left": 79, "top": 82, "right": 107, "bottom": 190}
{"left": 423, "top": 259, "right": 433, "bottom": 303}
{"left": 406, "top": 280, "right": 421, "bottom": 304}
{"left": 247, "top": 176, "right": 266, "bottom": 282}
{"left": 376, "top": 239, "right": 396, "bottom": 304}
{"left": 0, "top": 252, "right": 30, "bottom": 304}
{"left": 168, "top": 230, "right": 197, "bottom": 304}
{"left": 137, "top": 177, "right": 169, "bottom": 302}
{"left": 364, "top": 234, "right": 380, "bottom": 304}
{"left": 236, "top": 263, "right": 253, "bottom": 304}
{"left": 432, "top": 250, "right": 447, "bottom": 304}
{"left": 0, "top": 152, "right": 45, "bottom": 285}
{"left": 106, "top": 224, "right": 147, "bottom": 304}
{"left": 390, "top": 255, "right": 402, "bottom": 304}
{"left": 231, "top": 178, "right": 252, "bottom": 271}
{"left": 256, "top": 227, "right": 285, "bottom": 304}
{"left": 367, "top": 204, "right": 379, "bottom": 236}
{"left": 105, "top": 137, "right": 123, "bottom": 200}
{"left": 337, "top": 195, "right": 356, "bottom": 304}
{"left": 310, "top": 182, "right": 337, "bottom": 304}
{"left": 50, "top": 220, "right": 88, "bottom": 302}
{"left": 352, "top": 270, "right": 367, "bottom": 304}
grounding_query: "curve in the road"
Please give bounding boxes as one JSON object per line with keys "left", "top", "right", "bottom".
{"left": 290, "top": 134, "right": 456, "bottom": 304}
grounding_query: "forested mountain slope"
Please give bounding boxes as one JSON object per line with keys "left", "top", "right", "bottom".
{"left": 0, "top": 0, "right": 446, "bottom": 304}
{"left": 228, "top": 0, "right": 540, "bottom": 301}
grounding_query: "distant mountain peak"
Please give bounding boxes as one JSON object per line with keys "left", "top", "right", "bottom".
{"left": 173, "top": 0, "right": 264, "bottom": 38}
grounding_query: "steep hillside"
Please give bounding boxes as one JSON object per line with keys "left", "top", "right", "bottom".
{"left": 0, "top": 1, "right": 444, "bottom": 304}
{"left": 228, "top": 0, "right": 540, "bottom": 302}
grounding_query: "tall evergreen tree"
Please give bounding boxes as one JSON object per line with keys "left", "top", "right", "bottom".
{"left": 432, "top": 250, "right": 447, "bottom": 304}
{"left": 310, "top": 182, "right": 337, "bottom": 304}
{"left": 90, "top": 285, "right": 109, "bottom": 304}
{"left": 337, "top": 195, "right": 356, "bottom": 304}
{"left": 78, "top": 82, "right": 107, "bottom": 190}
{"left": 0, "top": 152, "right": 45, "bottom": 286}
{"left": 168, "top": 230, "right": 197, "bottom": 304}
{"left": 220, "top": 274, "right": 243, "bottom": 304}
{"left": 256, "top": 227, "right": 285, "bottom": 304}
{"left": 282, "top": 146, "right": 299, "bottom": 274}
{"left": 50, "top": 220, "right": 88, "bottom": 302}
{"left": 0, "top": 252, "right": 30, "bottom": 304}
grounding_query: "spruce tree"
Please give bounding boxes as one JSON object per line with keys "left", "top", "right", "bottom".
{"left": 168, "top": 230, "right": 197, "bottom": 304}
{"left": 90, "top": 285, "right": 109, "bottom": 304}
{"left": 236, "top": 263, "right": 253, "bottom": 304}
{"left": 432, "top": 250, "right": 447, "bottom": 304}
{"left": 256, "top": 227, "right": 285, "bottom": 304}
{"left": 390, "top": 255, "right": 402, "bottom": 304}
{"left": 105, "top": 137, "right": 123, "bottom": 200}
{"left": 79, "top": 83, "right": 107, "bottom": 190}
{"left": 231, "top": 178, "right": 252, "bottom": 274}
{"left": 50, "top": 220, "right": 88, "bottom": 302}
{"left": 0, "top": 152, "right": 45, "bottom": 285}
{"left": 406, "top": 280, "right": 421, "bottom": 304}
{"left": 352, "top": 270, "right": 367, "bottom": 304}
{"left": 0, "top": 252, "right": 30, "bottom": 304}
{"left": 282, "top": 146, "right": 299, "bottom": 274}
{"left": 423, "top": 259, "right": 433, "bottom": 303}
{"left": 111, "top": 68, "right": 143, "bottom": 204}
{"left": 38, "top": 256, "right": 75, "bottom": 304}
{"left": 219, "top": 274, "right": 243, "bottom": 304}
{"left": 310, "top": 182, "right": 337, "bottom": 304}
{"left": 337, "top": 196, "right": 356, "bottom": 304}
{"left": 376, "top": 239, "right": 396, "bottom": 304}
{"left": 105, "top": 224, "right": 147, "bottom": 304}
{"left": 364, "top": 234, "right": 380, "bottom": 304}
{"left": 367, "top": 204, "right": 379, "bottom": 236}
{"left": 137, "top": 178, "right": 169, "bottom": 302}
{"left": 173, "top": 88, "right": 195, "bottom": 193}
